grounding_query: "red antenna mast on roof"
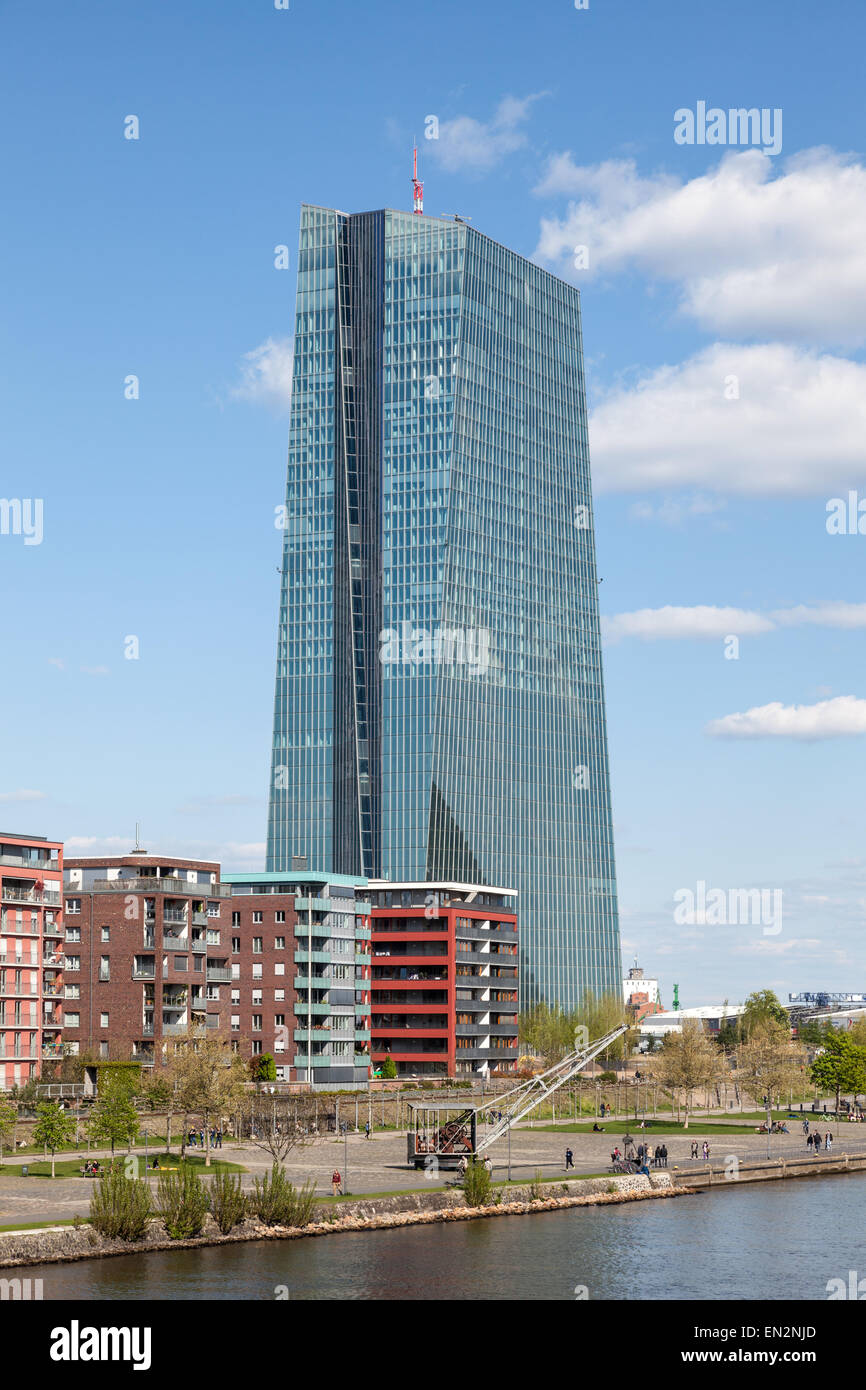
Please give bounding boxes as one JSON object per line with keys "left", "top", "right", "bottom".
{"left": 412, "top": 145, "right": 423, "bottom": 215}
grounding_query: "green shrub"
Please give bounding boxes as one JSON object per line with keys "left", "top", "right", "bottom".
{"left": 461, "top": 1160, "right": 492, "bottom": 1207}
{"left": 89, "top": 1168, "right": 152, "bottom": 1242}
{"left": 249, "top": 1163, "right": 317, "bottom": 1227}
{"left": 528, "top": 1170, "right": 546, "bottom": 1201}
{"left": 208, "top": 1171, "right": 247, "bottom": 1235}
{"left": 157, "top": 1167, "right": 209, "bottom": 1239}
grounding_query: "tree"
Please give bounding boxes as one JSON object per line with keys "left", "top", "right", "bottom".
{"left": 0, "top": 1097, "right": 17, "bottom": 1167}
{"left": 139, "top": 1072, "right": 175, "bottom": 1150}
{"left": 576, "top": 990, "right": 635, "bottom": 1061}
{"left": 810, "top": 1033, "right": 866, "bottom": 1116}
{"left": 250, "top": 1053, "right": 277, "bottom": 1083}
{"left": 244, "top": 1093, "right": 316, "bottom": 1163}
{"left": 650, "top": 1021, "right": 725, "bottom": 1128}
{"left": 32, "top": 1101, "right": 76, "bottom": 1177}
{"left": 381, "top": 1055, "right": 397, "bottom": 1080}
{"left": 165, "top": 1028, "right": 249, "bottom": 1166}
{"left": 741, "top": 990, "right": 789, "bottom": 1035}
{"left": 736, "top": 1020, "right": 806, "bottom": 1115}
{"left": 88, "top": 1081, "right": 140, "bottom": 1156}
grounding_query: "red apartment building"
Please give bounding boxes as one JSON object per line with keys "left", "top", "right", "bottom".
{"left": 369, "top": 881, "right": 519, "bottom": 1079}
{"left": 62, "top": 852, "right": 233, "bottom": 1067}
{"left": 0, "top": 831, "right": 64, "bottom": 1089}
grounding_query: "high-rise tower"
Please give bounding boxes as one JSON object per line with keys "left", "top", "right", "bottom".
{"left": 267, "top": 203, "right": 620, "bottom": 1008}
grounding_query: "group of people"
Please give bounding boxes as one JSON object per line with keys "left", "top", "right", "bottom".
{"left": 689, "top": 1140, "right": 711, "bottom": 1161}
{"left": 806, "top": 1129, "right": 832, "bottom": 1152}
{"left": 611, "top": 1139, "right": 669, "bottom": 1168}
{"left": 187, "top": 1127, "right": 222, "bottom": 1149}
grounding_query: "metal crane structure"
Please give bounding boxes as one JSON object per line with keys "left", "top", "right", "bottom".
{"left": 407, "top": 1023, "right": 629, "bottom": 1168}
{"left": 412, "top": 145, "right": 423, "bottom": 214}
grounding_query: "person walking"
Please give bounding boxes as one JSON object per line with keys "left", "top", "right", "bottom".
{"left": 802, "top": 1119, "right": 809, "bottom": 1136}
{"left": 332, "top": 1169, "right": 342, "bottom": 1197}
{"left": 825, "top": 1132, "right": 832, "bottom": 1151}
{"left": 806, "top": 1132, "right": 814, "bottom": 1150}
{"left": 661, "top": 1144, "right": 669, "bottom": 1168}
{"left": 565, "top": 1147, "right": 575, "bottom": 1170}
{"left": 646, "top": 1143, "right": 654, "bottom": 1167}
{"left": 365, "top": 1120, "right": 371, "bottom": 1140}
{"left": 702, "top": 1141, "right": 710, "bottom": 1162}
{"left": 691, "top": 1140, "right": 699, "bottom": 1160}
{"left": 812, "top": 1130, "right": 821, "bottom": 1153}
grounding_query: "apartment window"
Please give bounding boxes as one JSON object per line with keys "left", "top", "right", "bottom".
{"left": 252, "top": 937, "right": 262, "bottom": 953}
{"left": 274, "top": 937, "right": 285, "bottom": 951}
{"left": 232, "top": 937, "right": 241, "bottom": 955}
{"left": 66, "top": 1040, "right": 79, "bottom": 1055}
{"left": 231, "top": 964, "right": 240, "bottom": 980}
{"left": 274, "top": 989, "right": 285, "bottom": 1002}
{"left": 66, "top": 955, "right": 80, "bottom": 973}
{"left": 100, "top": 927, "right": 110, "bottom": 942}
{"left": 206, "top": 986, "right": 220, "bottom": 1001}
{"left": 252, "top": 964, "right": 262, "bottom": 980}
{"left": 65, "top": 926, "right": 81, "bottom": 943}
{"left": 232, "top": 912, "right": 241, "bottom": 926}
{"left": 331, "top": 1041, "right": 351, "bottom": 1058}
{"left": 207, "top": 929, "right": 220, "bottom": 945}
{"left": 252, "top": 1015, "right": 262, "bottom": 1032}
{"left": 252, "top": 912, "right": 263, "bottom": 925}
{"left": 252, "top": 990, "right": 263, "bottom": 1007}
{"left": 275, "top": 911, "right": 285, "bottom": 924}
{"left": 251, "top": 1040, "right": 262, "bottom": 1055}
{"left": 231, "top": 1015, "right": 240, "bottom": 1032}
{"left": 65, "top": 1012, "right": 80, "bottom": 1028}
{"left": 98, "top": 956, "right": 110, "bottom": 981}
{"left": 100, "top": 1012, "right": 109, "bottom": 1028}
{"left": 174, "top": 956, "right": 188, "bottom": 972}
{"left": 66, "top": 899, "right": 81, "bottom": 915}
{"left": 274, "top": 1013, "right": 285, "bottom": 1028}
{"left": 99, "top": 1042, "right": 109, "bottom": 1058}
{"left": 63, "top": 984, "right": 80, "bottom": 1000}
{"left": 231, "top": 989, "right": 240, "bottom": 1005}
{"left": 207, "top": 902, "right": 220, "bottom": 918}
{"left": 274, "top": 962, "right": 285, "bottom": 976}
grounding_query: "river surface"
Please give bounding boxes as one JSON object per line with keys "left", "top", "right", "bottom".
{"left": 23, "top": 1175, "right": 864, "bottom": 1300}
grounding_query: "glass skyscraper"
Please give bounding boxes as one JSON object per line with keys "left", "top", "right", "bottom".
{"left": 267, "top": 203, "right": 621, "bottom": 1008}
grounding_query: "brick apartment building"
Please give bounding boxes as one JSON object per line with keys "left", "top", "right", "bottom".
{"left": 62, "top": 852, "right": 231, "bottom": 1066}
{"left": 222, "top": 872, "right": 372, "bottom": 1087}
{"left": 369, "top": 882, "right": 519, "bottom": 1079}
{"left": 0, "top": 831, "right": 64, "bottom": 1089}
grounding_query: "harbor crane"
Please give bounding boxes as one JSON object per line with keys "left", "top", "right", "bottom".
{"left": 407, "top": 1023, "right": 629, "bottom": 1167}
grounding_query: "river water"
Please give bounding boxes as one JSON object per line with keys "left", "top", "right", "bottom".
{"left": 23, "top": 1175, "right": 862, "bottom": 1300}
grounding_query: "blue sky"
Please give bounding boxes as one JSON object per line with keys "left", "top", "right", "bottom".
{"left": 1, "top": 0, "right": 865, "bottom": 1008}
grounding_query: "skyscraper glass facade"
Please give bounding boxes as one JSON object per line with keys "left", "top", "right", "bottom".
{"left": 268, "top": 204, "right": 620, "bottom": 1008}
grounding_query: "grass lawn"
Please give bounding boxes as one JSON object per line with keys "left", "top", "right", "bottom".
{"left": 0, "top": 1218, "right": 79, "bottom": 1233}
{"left": 0, "top": 1153, "right": 245, "bottom": 1179}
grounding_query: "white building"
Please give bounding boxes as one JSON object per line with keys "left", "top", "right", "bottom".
{"left": 623, "top": 961, "right": 659, "bottom": 1008}
{"left": 638, "top": 1004, "right": 745, "bottom": 1050}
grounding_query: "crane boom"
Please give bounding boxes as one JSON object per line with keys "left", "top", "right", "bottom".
{"left": 475, "top": 1023, "right": 629, "bottom": 1153}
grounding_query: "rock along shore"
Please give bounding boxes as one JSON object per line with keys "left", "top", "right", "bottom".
{"left": 0, "top": 1173, "right": 686, "bottom": 1270}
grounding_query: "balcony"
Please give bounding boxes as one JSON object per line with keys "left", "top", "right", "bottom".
{"left": 131, "top": 1050, "right": 155, "bottom": 1065}
{"left": 0, "top": 853, "right": 59, "bottom": 871}
{"left": 206, "top": 966, "right": 232, "bottom": 983}
{"left": 0, "top": 954, "right": 38, "bottom": 967}
{"left": 1, "top": 885, "right": 43, "bottom": 904}
{"left": 89, "top": 877, "right": 231, "bottom": 898}
{"left": 293, "top": 1001, "right": 331, "bottom": 1017}
{"left": 132, "top": 967, "right": 156, "bottom": 981}
{"left": 163, "top": 909, "right": 187, "bottom": 926}
{"left": 162, "top": 930, "right": 187, "bottom": 946}
{"left": 190, "top": 936, "right": 207, "bottom": 953}
{"left": 0, "top": 1047, "right": 39, "bottom": 1061}
{"left": 161, "top": 1022, "right": 189, "bottom": 1036}
{"left": 192, "top": 911, "right": 207, "bottom": 926}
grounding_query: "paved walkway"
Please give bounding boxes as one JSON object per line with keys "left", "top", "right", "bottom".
{"left": 3, "top": 1123, "right": 866, "bottom": 1227}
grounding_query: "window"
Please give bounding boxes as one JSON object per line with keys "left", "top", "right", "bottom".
{"left": 252, "top": 990, "right": 263, "bottom": 1006}
{"left": 100, "top": 1012, "right": 109, "bottom": 1028}
{"left": 252, "top": 963, "right": 263, "bottom": 980}
{"left": 232, "top": 937, "right": 241, "bottom": 954}
{"left": 65, "top": 1012, "right": 80, "bottom": 1028}
{"left": 100, "top": 927, "right": 110, "bottom": 942}
{"left": 274, "top": 937, "right": 285, "bottom": 950}
{"left": 231, "top": 1015, "right": 240, "bottom": 1032}
{"left": 252, "top": 912, "right": 263, "bottom": 925}
{"left": 98, "top": 956, "right": 110, "bottom": 981}
{"left": 66, "top": 1040, "right": 79, "bottom": 1055}
{"left": 274, "top": 1014, "right": 285, "bottom": 1027}
{"left": 207, "top": 902, "right": 220, "bottom": 918}
{"left": 232, "top": 912, "right": 241, "bottom": 926}
{"left": 63, "top": 984, "right": 80, "bottom": 1000}
{"left": 275, "top": 911, "right": 285, "bottom": 924}
{"left": 207, "top": 929, "right": 220, "bottom": 945}
{"left": 174, "top": 956, "right": 188, "bottom": 971}
{"left": 274, "top": 989, "right": 285, "bottom": 1002}
{"left": 231, "top": 989, "right": 240, "bottom": 1005}
{"left": 66, "top": 899, "right": 81, "bottom": 915}
{"left": 251, "top": 1040, "right": 262, "bottom": 1055}
{"left": 99, "top": 1042, "right": 109, "bottom": 1058}
{"left": 274, "top": 962, "right": 285, "bottom": 976}
{"left": 65, "top": 927, "right": 81, "bottom": 943}
{"left": 66, "top": 955, "right": 80, "bottom": 973}
{"left": 231, "top": 964, "right": 240, "bottom": 980}
{"left": 252, "top": 937, "right": 262, "bottom": 953}
{"left": 252, "top": 1015, "right": 262, "bottom": 1032}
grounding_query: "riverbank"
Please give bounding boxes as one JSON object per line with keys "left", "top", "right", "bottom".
{"left": 0, "top": 1172, "right": 685, "bottom": 1269}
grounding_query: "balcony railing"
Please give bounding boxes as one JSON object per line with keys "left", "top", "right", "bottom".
{"left": 0, "top": 853, "right": 60, "bottom": 871}
{"left": 0, "top": 954, "right": 38, "bottom": 967}
{"left": 1, "top": 886, "right": 43, "bottom": 904}
{"left": 88, "top": 877, "right": 231, "bottom": 898}
{"left": 132, "top": 967, "right": 156, "bottom": 980}
{"left": 206, "top": 967, "right": 232, "bottom": 983}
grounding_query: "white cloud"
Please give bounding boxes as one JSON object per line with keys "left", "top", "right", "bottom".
{"left": 426, "top": 94, "right": 547, "bottom": 173}
{"left": 0, "top": 789, "right": 46, "bottom": 803}
{"left": 603, "top": 605, "right": 772, "bottom": 643}
{"left": 628, "top": 494, "right": 726, "bottom": 526}
{"left": 64, "top": 836, "right": 265, "bottom": 872}
{"left": 589, "top": 342, "right": 866, "bottom": 495}
{"left": 534, "top": 147, "right": 866, "bottom": 345}
{"left": 80, "top": 665, "right": 109, "bottom": 677}
{"left": 706, "top": 694, "right": 866, "bottom": 739}
{"left": 229, "top": 337, "right": 293, "bottom": 412}
{"left": 771, "top": 602, "right": 866, "bottom": 630}
{"left": 604, "top": 600, "right": 866, "bottom": 642}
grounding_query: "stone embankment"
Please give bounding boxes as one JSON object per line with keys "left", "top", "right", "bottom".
{"left": 0, "top": 1172, "right": 683, "bottom": 1270}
